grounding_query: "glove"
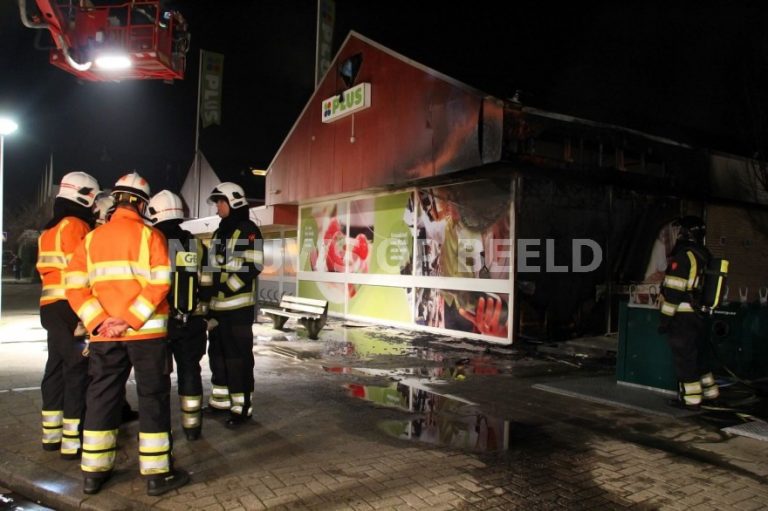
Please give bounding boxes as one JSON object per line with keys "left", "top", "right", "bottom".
{"left": 657, "top": 315, "right": 672, "bottom": 335}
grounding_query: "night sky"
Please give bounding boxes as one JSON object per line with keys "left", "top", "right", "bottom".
{"left": 0, "top": 1, "right": 766, "bottom": 213}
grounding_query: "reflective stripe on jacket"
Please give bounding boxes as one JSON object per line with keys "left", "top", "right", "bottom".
{"left": 660, "top": 245, "right": 701, "bottom": 317}
{"left": 65, "top": 207, "right": 171, "bottom": 341}
{"left": 206, "top": 221, "right": 263, "bottom": 312}
{"left": 37, "top": 217, "right": 91, "bottom": 306}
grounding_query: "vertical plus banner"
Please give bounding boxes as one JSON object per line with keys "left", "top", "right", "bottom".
{"left": 200, "top": 50, "right": 224, "bottom": 128}
{"left": 315, "top": 0, "right": 335, "bottom": 85}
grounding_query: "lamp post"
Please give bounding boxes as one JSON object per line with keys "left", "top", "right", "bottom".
{"left": 0, "top": 117, "right": 19, "bottom": 319}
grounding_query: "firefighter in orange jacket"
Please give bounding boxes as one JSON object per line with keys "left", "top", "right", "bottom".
{"left": 37, "top": 171, "right": 99, "bottom": 459}
{"left": 205, "top": 182, "right": 263, "bottom": 428}
{"left": 66, "top": 172, "right": 189, "bottom": 496}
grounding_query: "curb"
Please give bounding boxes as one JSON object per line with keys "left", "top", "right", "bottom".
{"left": 0, "top": 450, "right": 151, "bottom": 511}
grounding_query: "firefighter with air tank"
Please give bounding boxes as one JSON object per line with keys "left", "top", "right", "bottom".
{"left": 147, "top": 190, "right": 209, "bottom": 441}
{"left": 658, "top": 216, "right": 729, "bottom": 409}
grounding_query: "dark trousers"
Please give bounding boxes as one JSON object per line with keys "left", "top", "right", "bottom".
{"left": 666, "top": 312, "right": 710, "bottom": 382}
{"left": 84, "top": 339, "right": 172, "bottom": 434}
{"left": 40, "top": 300, "right": 89, "bottom": 423}
{"left": 207, "top": 325, "right": 227, "bottom": 389}
{"left": 169, "top": 316, "right": 207, "bottom": 396}
{"left": 210, "top": 307, "right": 255, "bottom": 416}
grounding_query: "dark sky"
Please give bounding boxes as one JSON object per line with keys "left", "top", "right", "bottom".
{"left": 1, "top": 1, "right": 766, "bottom": 212}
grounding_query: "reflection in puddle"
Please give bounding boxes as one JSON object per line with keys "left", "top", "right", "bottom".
{"left": 324, "top": 355, "right": 505, "bottom": 380}
{"left": 345, "top": 379, "right": 510, "bottom": 452}
{"left": 325, "top": 328, "right": 416, "bottom": 359}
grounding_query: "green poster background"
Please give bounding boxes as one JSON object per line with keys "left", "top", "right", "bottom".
{"left": 348, "top": 285, "right": 412, "bottom": 322}
{"left": 370, "top": 192, "right": 413, "bottom": 275}
{"left": 299, "top": 206, "right": 318, "bottom": 271}
{"left": 298, "top": 280, "right": 345, "bottom": 313}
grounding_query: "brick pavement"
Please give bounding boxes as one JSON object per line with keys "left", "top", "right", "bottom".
{"left": 1, "top": 289, "right": 768, "bottom": 510}
{"left": 1, "top": 350, "right": 768, "bottom": 510}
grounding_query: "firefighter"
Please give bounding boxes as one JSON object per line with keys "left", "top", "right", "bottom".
{"left": 205, "top": 182, "right": 263, "bottom": 428}
{"left": 658, "top": 216, "right": 720, "bottom": 409}
{"left": 37, "top": 171, "right": 99, "bottom": 459}
{"left": 66, "top": 172, "right": 189, "bottom": 496}
{"left": 147, "top": 190, "right": 208, "bottom": 441}
{"left": 92, "top": 192, "right": 141, "bottom": 424}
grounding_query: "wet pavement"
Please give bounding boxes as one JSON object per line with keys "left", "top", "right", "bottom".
{"left": 2, "top": 283, "right": 768, "bottom": 510}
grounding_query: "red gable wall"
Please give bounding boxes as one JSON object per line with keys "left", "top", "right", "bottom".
{"left": 266, "top": 33, "right": 502, "bottom": 205}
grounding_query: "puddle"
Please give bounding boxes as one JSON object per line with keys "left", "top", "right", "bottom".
{"left": 345, "top": 380, "right": 510, "bottom": 452}
{"left": 324, "top": 355, "right": 517, "bottom": 380}
{"left": 0, "top": 490, "right": 53, "bottom": 510}
{"left": 325, "top": 328, "right": 416, "bottom": 359}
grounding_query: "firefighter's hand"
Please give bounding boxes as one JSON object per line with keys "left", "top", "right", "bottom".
{"left": 458, "top": 295, "right": 507, "bottom": 337}
{"left": 99, "top": 317, "right": 130, "bottom": 337}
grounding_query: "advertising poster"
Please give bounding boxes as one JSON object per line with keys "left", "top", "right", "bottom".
{"left": 344, "top": 192, "right": 414, "bottom": 322}
{"left": 299, "top": 203, "right": 350, "bottom": 308}
{"left": 414, "top": 181, "right": 511, "bottom": 280}
{"left": 299, "top": 203, "right": 347, "bottom": 272}
{"left": 415, "top": 288, "right": 510, "bottom": 338}
{"left": 349, "top": 192, "right": 414, "bottom": 275}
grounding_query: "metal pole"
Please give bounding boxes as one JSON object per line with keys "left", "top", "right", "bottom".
{"left": 315, "top": 0, "right": 321, "bottom": 86}
{"left": 194, "top": 49, "right": 203, "bottom": 218}
{"left": 0, "top": 135, "right": 5, "bottom": 319}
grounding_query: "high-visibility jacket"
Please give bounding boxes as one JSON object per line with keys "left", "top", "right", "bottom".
{"left": 37, "top": 217, "right": 91, "bottom": 306}
{"left": 65, "top": 207, "right": 171, "bottom": 341}
{"left": 660, "top": 240, "right": 709, "bottom": 318}
{"left": 204, "top": 218, "right": 263, "bottom": 312}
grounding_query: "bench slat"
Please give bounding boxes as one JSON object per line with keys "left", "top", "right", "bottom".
{"left": 278, "top": 302, "right": 326, "bottom": 316}
{"left": 262, "top": 308, "right": 322, "bottom": 320}
{"left": 281, "top": 295, "right": 328, "bottom": 308}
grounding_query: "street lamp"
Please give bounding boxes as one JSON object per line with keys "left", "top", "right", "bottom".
{"left": 0, "top": 116, "right": 19, "bottom": 319}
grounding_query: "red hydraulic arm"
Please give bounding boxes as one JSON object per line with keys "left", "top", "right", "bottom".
{"left": 18, "top": 0, "right": 189, "bottom": 81}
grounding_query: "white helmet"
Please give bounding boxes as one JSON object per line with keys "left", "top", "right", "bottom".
{"left": 111, "top": 171, "right": 150, "bottom": 205}
{"left": 207, "top": 182, "right": 247, "bottom": 209}
{"left": 147, "top": 190, "right": 185, "bottom": 224}
{"left": 93, "top": 194, "right": 116, "bottom": 225}
{"left": 57, "top": 171, "right": 100, "bottom": 207}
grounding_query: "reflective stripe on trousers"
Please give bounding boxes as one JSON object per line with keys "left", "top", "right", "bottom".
{"left": 209, "top": 385, "right": 231, "bottom": 409}
{"left": 81, "top": 429, "right": 118, "bottom": 473}
{"left": 180, "top": 395, "right": 202, "bottom": 429}
{"left": 42, "top": 410, "right": 63, "bottom": 445}
{"left": 139, "top": 431, "right": 171, "bottom": 476}
{"left": 230, "top": 392, "right": 253, "bottom": 417}
{"left": 61, "top": 418, "right": 81, "bottom": 455}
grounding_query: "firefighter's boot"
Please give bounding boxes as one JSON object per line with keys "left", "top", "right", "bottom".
{"left": 700, "top": 372, "right": 720, "bottom": 401}
{"left": 679, "top": 381, "right": 702, "bottom": 409}
{"left": 147, "top": 469, "right": 190, "bottom": 496}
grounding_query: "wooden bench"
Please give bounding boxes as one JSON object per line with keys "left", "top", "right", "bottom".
{"left": 260, "top": 295, "right": 329, "bottom": 340}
